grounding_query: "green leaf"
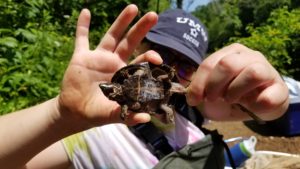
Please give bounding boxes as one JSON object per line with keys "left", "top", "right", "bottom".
{"left": 0, "top": 37, "right": 18, "bottom": 48}
{"left": 0, "top": 58, "right": 8, "bottom": 65}
{"left": 15, "top": 29, "right": 36, "bottom": 42}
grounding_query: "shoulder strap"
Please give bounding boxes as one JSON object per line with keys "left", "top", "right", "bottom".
{"left": 170, "top": 94, "right": 204, "bottom": 128}
{"left": 130, "top": 122, "right": 173, "bottom": 159}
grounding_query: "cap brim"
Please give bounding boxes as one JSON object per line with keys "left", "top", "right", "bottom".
{"left": 146, "top": 32, "right": 202, "bottom": 65}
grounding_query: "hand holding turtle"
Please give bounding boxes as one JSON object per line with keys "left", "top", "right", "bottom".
{"left": 56, "top": 5, "right": 159, "bottom": 131}
{"left": 187, "top": 43, "right": 289, "bottom": 121}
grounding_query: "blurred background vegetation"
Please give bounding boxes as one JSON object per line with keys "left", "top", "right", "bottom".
{"left": 0, "top": 0, "right": 299, "bottom": 115}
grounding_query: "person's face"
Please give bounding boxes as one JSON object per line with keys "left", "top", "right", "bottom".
{"left": 150, "top": 44, "right": 198, "bottom": 87}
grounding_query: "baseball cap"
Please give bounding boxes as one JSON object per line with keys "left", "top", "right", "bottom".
{"left": 146, "top": 9, "right": 208, "bottom": 65}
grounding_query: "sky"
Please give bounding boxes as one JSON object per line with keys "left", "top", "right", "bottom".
{"left": 182, "top": 0, "right": 210, "bottom": 12}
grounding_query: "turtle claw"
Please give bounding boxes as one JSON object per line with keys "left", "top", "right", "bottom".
{"left": 120, "top": 105, "right": 129, "bottom": 121}
{"left": 160, "top": 104, "right": 175, "bottom": 124}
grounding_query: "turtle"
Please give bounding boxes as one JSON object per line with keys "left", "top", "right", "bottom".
{"left": 99, "top": 62, "right": 187, "bottom": 124}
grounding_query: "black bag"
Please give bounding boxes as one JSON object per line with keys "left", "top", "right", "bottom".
{"left": 153, "top": 130, "right": 225, "bottom": 169}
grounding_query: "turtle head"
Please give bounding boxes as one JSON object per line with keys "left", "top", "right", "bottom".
{"left": 99, "top": 83, "right": 123, "bottom": 101}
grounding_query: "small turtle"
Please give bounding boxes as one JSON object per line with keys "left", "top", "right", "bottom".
{"left": 99, "top": 62, "right": 186, "bottom": 124}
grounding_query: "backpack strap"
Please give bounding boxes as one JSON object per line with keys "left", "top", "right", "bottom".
{"left": 130, "top": 122, "right": 173, "bottom": 159}
{"left": 170, "top": 94, "right": 204, "bottom": 128}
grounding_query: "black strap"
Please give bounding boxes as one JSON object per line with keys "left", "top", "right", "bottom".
{"left": 130, "top": 122, "right": 173, "bottom": 159}
{"left": 222, "top": 139, "right": 237, "bottom": 169}
{"left": 171, "top": 94, "right": 204, "bottom": 128}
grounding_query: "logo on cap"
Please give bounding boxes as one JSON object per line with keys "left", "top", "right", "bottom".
{"left": 177, "top": 17, "right": 208, "bottom": 48}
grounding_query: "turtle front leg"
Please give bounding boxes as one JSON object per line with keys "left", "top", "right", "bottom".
{"left": 160, "top": 104, "right": 175, "bottom": 124}
{"left": 120, "top": 105, "right": 129, "bottom": 121}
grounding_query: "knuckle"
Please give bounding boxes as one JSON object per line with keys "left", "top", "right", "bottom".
{"left": 200, "top": 60, "right": 215, "bottom": 72}
{"left": 218, "top": 57, "right": 236, "bottom": 74}
{"left": 245, "top": 63, "right": 268, "bottom": 82}
{"left": 252, "top": 50, "right": 265, "bottom": 59}
{"left": 229, "top": 43, "right": 246, "bottom": 50}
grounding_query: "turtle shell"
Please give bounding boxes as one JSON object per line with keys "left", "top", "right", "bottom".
{"left": 110, "top": 62, "right": 175, "bottom": 112}
{"left": 99, "top": 62, "right": 186, "bottom": 123}
{"left": 111, "top": 62, "right": 175, "bottom": 84}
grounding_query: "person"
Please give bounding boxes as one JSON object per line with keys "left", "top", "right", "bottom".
{"left": 0, "top": 4, "right": 160, "bottom": 169}
{"left": 0, "top": 5, "right": 289, "bottom": 169}
{"left": 135, "top": 8, "right": 288, "bottom": 122}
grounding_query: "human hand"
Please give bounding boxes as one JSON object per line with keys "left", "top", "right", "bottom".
{"left": 187, "top": 43, "right": 289, "bottom": 121}
{"left": 56, "top": 5, "right": 158, "bottom": 130}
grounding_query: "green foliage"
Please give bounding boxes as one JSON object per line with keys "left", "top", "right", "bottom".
{"left": 193, "top": 0, "right": 300, "bottom": 79}
{"left": 237, "top": 0, "right": 291, "bottom": 27}
{"left": 148, "top": 0, "right": 171, "bottom": 13}
{"left": 0, "top": 11, "right": 74, "bottom": 114}
{"left": 230, "top": 7, "right": 300, "bottom": 76}
{"left": 193, "top": 0, "right": 242, "bottom": 53}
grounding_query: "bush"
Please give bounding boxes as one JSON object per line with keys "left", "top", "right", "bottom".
{"left": 230, "top": 7, "right": 300, "bottom": 77}
{"left": 0, "top": 1, "right": 73, "bottom": 114}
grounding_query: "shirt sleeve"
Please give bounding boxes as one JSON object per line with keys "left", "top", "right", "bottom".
{"left": 61, "top": 124, "right": 159, "bottom": 169}
{"left": 283, "top": 76, "right": 300, "bottom": 103}
{"left": 62, "top": 129, "right": 97, "bottom": 169}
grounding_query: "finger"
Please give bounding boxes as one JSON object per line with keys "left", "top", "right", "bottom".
{"left": 187, "top": 44, "right": 264, "bottom": 106}
{"left": 115, "top": 11, "right": 158, "bottom": 62}
{"left": 204, "top": 50, "right": 268, "bottom": 101}
{"left": 200, "top": 43, "right": 251, "bottom": 68}
{"left": 109, "top": 106, "right": 151, "bottom": 125}
{"left": 125, "top": 113, "right": 151, "bottom": 126}
{"left": 204, "top": 52, "right": 242, "bottom": 101}
{"left": 186, "top": 43, "right": 250, "bottom": 106}
{"left": 224, "top": 62, "right": 277, "bottom": 103}
{"left": 130, "top": 50, "right": 163, "bottom": 65}
{"left": 113, "top": 111, "right": 151, "bottom": 125}
{"left": 240, "top": 82, "right": 289, "bottom": 120}
{"left": 97, "top": 4, "right": 138, "bottom": 51}
{"left": 74, "top": 9, "right": 91, "bottom": 53}
{"left": 186, "top": 64, "right": 207, "bottom": 106}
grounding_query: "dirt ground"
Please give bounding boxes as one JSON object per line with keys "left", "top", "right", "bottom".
{"left": 203, "top": 121, "right": 300, "bottom": 154}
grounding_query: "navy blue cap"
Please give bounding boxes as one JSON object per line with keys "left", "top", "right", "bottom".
{"left": 146, "top": 9, "right": 208, "bottom": 65}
